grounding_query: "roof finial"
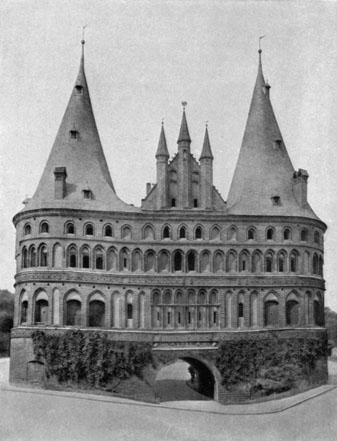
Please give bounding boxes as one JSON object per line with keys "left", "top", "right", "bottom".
{"left": 205, "top": 120, "right": 208, "bottom": 128}
{"left": 81, "top": 24, "right": 88, "bottom": 45}
{"left": 161, "top": 118, "right": 165, "bottom": 126}
{"left": 258, "top": 35, "right": 266, "bottom": 53}
{"left": 182, "top": 101, "right": 187, "bottom": 111}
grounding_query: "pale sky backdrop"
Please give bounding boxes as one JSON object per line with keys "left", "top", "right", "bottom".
{"left": 1, "top": 0, "right": 337, "bottom": 309}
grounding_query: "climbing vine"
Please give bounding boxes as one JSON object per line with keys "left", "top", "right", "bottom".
{"left": 32, "top": 330, "right": 153, "bottom": 390}
{"left": 215, "top": 336, "right": 328, "bottom": 395}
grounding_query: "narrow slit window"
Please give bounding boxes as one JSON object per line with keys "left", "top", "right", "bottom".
{"left": 75, "top": 85, "right": 83, "bottom": 95}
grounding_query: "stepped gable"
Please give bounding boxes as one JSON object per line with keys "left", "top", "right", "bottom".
{"left": 227, "top": 50, "right": 319, "bottom": 220}
{"left": 24, "top": 41, "right": 138, "bottom": 213}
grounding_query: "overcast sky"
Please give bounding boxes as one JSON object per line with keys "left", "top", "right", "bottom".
{"left": 1, "top": 0, "right": 337, "bottom": 309}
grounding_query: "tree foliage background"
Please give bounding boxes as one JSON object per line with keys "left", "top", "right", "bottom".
{"left": 0, "top": 289, "right": 14, "bottom": 355}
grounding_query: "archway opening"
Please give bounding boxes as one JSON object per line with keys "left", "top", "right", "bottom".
{"left": 154, "top": 357, "right": 215, "bottom": 402}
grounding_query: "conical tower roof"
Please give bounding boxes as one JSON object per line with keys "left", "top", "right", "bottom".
{"left": 155, "top": 123, "right": 169, "bottom": 158}
{"left": 24, "top": 41, "right": 137, "bottom": 212}
{"left": 200, "top": 125, "right": 213, "bottom": 160}
{"left": 227, "top": 50, "right": 319, "bottom": 219}
{"left": 177, "top": 109, "right": 191, "bottom": 143}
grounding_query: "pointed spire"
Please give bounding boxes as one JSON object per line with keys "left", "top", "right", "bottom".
{"left": 177, "top": 103, "right": 191, "bottom": 143}
{"left": 25, "top": 39, "right": 136, "bottom": 212}
{"left": 200, "top": 124, "right": 213, "bottom": 160}
{"left": 227, "top": 48, "right": 318, "bottom": 219}
{"left": 155, "top": 122, "right": 169, "bottom": 158}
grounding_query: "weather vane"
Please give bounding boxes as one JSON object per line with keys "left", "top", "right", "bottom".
{"left": 181, "top": 101, "right": 187, "bottom": 110}
{"left": 82, "top": 24, "right": 88, "bottom": 44}
{"left": 259, "top": 35, "right": 266, "bottom": 51}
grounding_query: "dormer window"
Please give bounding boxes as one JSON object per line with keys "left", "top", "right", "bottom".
{"left": 271, "top": 196, "right": 281, "bottom": 206}
{"left": 75, "top": 85, "right": 83, "bottom": 95}
{"left": 70, "top": 130, "right": 79, "bottom": 140}
{"left": 82, "top": 189, "right": 92, "bottom": 199}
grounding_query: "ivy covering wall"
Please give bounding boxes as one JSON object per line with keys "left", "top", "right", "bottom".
{"left": 31, "top": 329, "right": 328, "bottom": 399}
{"left": 32, "top": 330, "right": 153, "bottom": 390}
{"left": 215, "top": 335, "right": 328, "bottom": 396}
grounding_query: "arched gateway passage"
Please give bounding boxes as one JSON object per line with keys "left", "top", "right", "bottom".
{"left": 154, "top": 357, "right": 215, "bottom": 402}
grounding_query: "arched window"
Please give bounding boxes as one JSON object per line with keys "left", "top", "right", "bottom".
{"left": 200, "top": 251, "right": 211, "bottom": 272}
{"left": 158, "top": 250, "right": 170, "bottom": 272}
{"left": 22, "top": 247, "right": 28, "bottom": 268}
{"left": 94, "top": 248, "right": 104, "bottom": 270}
{"left": 195, "top": 226, "right": 203, "bottom": 240}
{"left": 21, "top": 300, "right": 28, "bottom": 324}
{"left": 286, "top": 293, "right": 299, "bottom": 326}
{"left": 265, "top": 251, "right": 274, "bottom": 273}
{"left": 312, "top": 254, "right": 319, "bottom": 275}
{"left": 34, "top": 291, "right": 48, "bottom": 324}
{"left": 301, "top": 229, "right": 308, "bottom": 242}
{"left": 65, "top": 222, "right": 75, "bottom": 235}
{"left": 120, "top": 248, "right": 130, "bottom": 271}
{"left": 89, "top": 299, "right": 105, "bottom": 327}
{"left": 179, "top": 226, "right": 187, "bottom": 239}
{"left": 143, "top": 225, "right": 155, "bottom": 240}
{"left": 104, "top": 225, "right": 113, "bottom": 237}
{"left": 239, "top": 251, "right": 249, "bottom": 272}
{"left": 266, "top": 228, "right": 274, "bottom": 240}
{"left": 290, "top": 251, "right": 298, "bottom": 273}
{"left": 24, "top": 224, "right": 31, "bottom": 236}
{"left": 85, "top": 223, "right": 94, "bottom": 236}
{"left": 187, "top": 251, "right": 196, "bottom": 272}
{"left": 68, "top": 245, "right": 77, "bottom": 268}
{"left": 66, "top": 295, "right": 81, "bottom": 326}
{"left": 313, "top": 294, "right": 322, "bottom": 326}
{"left": 163, "top": 226, "right": 171, "bottom": 239}
{"left": 29, "top": 246, "right": 36, "bottom": 267}
{"left": 121, "top": 225, "right": 132, "bottom": 240}
{"left": 283, "top": 228, "right": 291, "bottom": 241}
{"left": 247, "top": 228, "right": 255, "bottom": 240}
{"left": 39, "top": 245, "right": 48, "bottom": 267}
{"left": 40, "top": 222, "right": 49, "bottom": 234}
{"left": 319, "top": 256, "right": 323, "bottom": 276}
{"left": 264, "top": 293, "right": 279, "bottom": 327}
{"left": 314, "top": 231, "right": 320, "bottom": 245}
{"left": 213, "top": 251, "right": 224, "bottom": 272}
{"left": 81, "top": 247, "right": 90, "bottom": 268}
{"left": 210, "top": 226, "right": 220, "bottom": 240}
{"left": 252, "top": 251, "right": 262, "bottom": 273}
{"left": 107, "top": 248, "right": 117, "bottom": 271}
{"left": 227, "top": 251, "right": 236, "bottom": 272}
{"left": 228, "top": 226, "right": 237, "bottom": 241}
{"left": 173, "top": 251, "right": 183, "bottom": 272}
{"left": 278, "top": 251, "right": 286, "bottom": 273}
{"left": 144, "top": 251, "right": 155, "bottom": 272}
{"left": 132, "top": 249, "right": 142, "bottom": 272}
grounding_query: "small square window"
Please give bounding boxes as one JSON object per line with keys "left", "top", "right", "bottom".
{"left": 83, "top": 189, "right": 92, "bottom": 199}
{"left": 75, "top": 85, "right": 83, "bottom": 95}
{"left": 271, "top": 196, "right": 281, "bottom": 206}
{"left": 70, "top": 130, "right": 79, "bottom": 140}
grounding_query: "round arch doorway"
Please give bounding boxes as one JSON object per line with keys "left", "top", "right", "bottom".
{"left": 154, "top": 357, "right": 215, "bottom": 402}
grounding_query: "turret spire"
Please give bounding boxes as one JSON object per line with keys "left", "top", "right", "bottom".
{"left": 155, "top": 121, "right": 169, "bottom": 158}
{"left": 200, "top": 123, "right": 213, "bottom": 160}
{"left": 177, "top": 102, "right": 191, "bottom": 143}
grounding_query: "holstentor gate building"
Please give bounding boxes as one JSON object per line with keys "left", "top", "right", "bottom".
{"left": 10, "top": 40, "right": 327, "bottom": 403}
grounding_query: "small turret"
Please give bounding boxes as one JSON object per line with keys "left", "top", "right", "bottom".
{"left": 199, "top": 125, "right": 213, "bottom": 208}
{"left": 156, "top": 123, "right": 169, "bottom": 208}
{"left": 177, "top": 103, "right": 192, "bottom": 208}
